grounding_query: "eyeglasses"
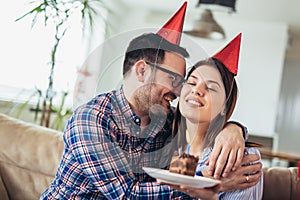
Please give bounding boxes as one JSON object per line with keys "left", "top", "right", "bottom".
{"left": 146, "top": 61, "right": 185, "bottom": 88}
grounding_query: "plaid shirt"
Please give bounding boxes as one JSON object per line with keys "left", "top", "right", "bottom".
{"left": 40, "top": 86, "right": 191, "bottom": 199}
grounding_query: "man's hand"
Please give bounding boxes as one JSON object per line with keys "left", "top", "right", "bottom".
{"left": 158, "top": 181, "right": 220, "bottom": 200}
{"left": 206, "top": 123, "right": 245, "bottom": 178}
{"left": 203, "top": 154, "right": 262, "bottom": 192}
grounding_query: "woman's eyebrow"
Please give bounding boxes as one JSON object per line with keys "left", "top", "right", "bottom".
{"left": 190, "top": 74, "right": 222, "bottom": 88}
{"left": 189, "top": 75, "right": 198, "bottom": 80}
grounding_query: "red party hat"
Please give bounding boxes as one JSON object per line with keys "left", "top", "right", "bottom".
{"left": 157, "top": 2, "right": 187, "bottom": 45}
{"left": 213, "top": 33, "right": 242, "bottom": 75}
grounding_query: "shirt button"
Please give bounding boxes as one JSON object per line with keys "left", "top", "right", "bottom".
{"left": 135, "top": 118, "right": 140, "bottom": 123}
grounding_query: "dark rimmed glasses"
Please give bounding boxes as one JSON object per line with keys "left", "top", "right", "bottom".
{"left": 146, "top": 61, "right": 185, "bottom": 88}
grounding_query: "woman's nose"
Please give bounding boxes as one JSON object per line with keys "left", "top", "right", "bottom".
{"left": 192, "top": 85, "right": 204, "bottom": 97}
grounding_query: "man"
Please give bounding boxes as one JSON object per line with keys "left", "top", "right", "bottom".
{"left": 40, "top": 2, "right": 261, "bottom": 199}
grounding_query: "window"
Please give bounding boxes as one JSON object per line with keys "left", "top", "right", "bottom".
{"left": 0, "top": 1, "right": 107, "bottom": 109}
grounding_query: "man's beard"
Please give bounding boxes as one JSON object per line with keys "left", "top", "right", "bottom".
{"left": 134, "top": 84, "right": 168, "bottom": 118}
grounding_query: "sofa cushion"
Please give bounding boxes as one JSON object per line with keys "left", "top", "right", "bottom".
{"left": 0, "top": 113, "right": 64, "bottom": 176}
{"left": 0, "top": 173, "right": 9, "bottom": 200}
{"left": 0, "top": 162, "right": 54, "bottom": 200}
{"left": 0, "top": 113, "right": 64, "bottom": 199}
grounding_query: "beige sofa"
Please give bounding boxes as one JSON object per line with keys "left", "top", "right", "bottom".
{"left": 0, "top": 113, "right": 64, "bottom": 200}
{"left": 0, "top": 113, "right": 298, "bottom": 200}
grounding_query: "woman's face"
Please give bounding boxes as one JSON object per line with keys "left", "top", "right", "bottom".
{"left": 179, "top": 65, "right": 226, "bottom": 123}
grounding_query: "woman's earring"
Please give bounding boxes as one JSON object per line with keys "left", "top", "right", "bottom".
{"left": 221, "top": 109, "right": 226, "bottom": 116}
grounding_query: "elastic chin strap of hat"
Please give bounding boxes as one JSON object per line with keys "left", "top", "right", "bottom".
{"left": 148, "top": 36, "right": 165, "bottom": 106}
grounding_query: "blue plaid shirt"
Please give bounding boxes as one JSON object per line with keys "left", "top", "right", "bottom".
{"left": 40, "top": 86, "right": 191, "bottom": 199}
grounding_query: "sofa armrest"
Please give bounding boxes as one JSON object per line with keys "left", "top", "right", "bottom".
{"left": 263, "top": 167, "right": 298, "bottom": 200}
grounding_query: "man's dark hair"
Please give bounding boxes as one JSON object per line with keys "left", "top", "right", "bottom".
{"left": 123, "top": 33, "right": 189, "bottom": 76}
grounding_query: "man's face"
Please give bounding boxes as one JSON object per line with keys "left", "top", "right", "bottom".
{"left": 135, "top": 51, "right": 186, "bottom": 116}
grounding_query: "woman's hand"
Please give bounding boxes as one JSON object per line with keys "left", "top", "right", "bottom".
{"left": 158, "top": 180, "right": 220, "bottom": 200}
{"left": 206, "top": 123, "right": 245, "bottom": 179}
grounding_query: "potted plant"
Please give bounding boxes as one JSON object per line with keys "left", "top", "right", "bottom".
{"left": 16, "top": 0, "right": 109, "bottom": 130}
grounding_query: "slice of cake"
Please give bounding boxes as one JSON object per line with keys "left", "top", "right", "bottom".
{"left": 169, "top": 153, "right": 199, "bottom": 176}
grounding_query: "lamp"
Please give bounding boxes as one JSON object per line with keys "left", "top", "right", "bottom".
{"left": 184, "top": 9, "right": 225, "bottom": 39}
{"left": 196, "top": 0, "right": 236, "bottom": 12}
{"left": 184, "top": 0, "right": 237, "bottom": 39}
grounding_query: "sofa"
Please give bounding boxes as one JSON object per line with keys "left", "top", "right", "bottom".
{"left": 0, "top": 113, "right": 298, "bottom": 200}
{"left": 0, "top": 113, "right": 64, "bottom": 200}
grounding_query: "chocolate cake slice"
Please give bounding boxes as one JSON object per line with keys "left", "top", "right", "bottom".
{"left": 169, "top": 153, "right": 199, "bottom": 176}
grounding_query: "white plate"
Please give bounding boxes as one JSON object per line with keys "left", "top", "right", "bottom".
{"left": 143, "top": 167, "right": 220, "bottom": 188}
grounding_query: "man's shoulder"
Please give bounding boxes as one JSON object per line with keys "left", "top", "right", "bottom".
{"left": 74, "top": 90, "right": 119, "bottom": 115}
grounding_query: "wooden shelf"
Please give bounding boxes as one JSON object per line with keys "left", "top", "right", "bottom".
{"left": 259, "top": 148, "right": 300, "bottom": 163}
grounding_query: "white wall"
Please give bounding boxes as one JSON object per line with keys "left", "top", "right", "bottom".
{"left": 276, "top": 60, "right": 300, "bottom": 156}
{"left": 217, "top": 18, "right": 288, "bottom": 137}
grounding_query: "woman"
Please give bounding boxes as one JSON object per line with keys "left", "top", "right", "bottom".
{"left": 171, "top": 34, "right": 263, "bottom": 199}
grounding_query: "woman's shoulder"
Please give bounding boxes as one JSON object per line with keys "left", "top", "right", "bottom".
{"left": 244, "top": 147, "right": 262, "bottom": 164}
{"left": 245, "top": 146, "right": 261, "bottom": 155}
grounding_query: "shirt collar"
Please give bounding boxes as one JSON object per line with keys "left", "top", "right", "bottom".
{"left": 115, "top": 86, "right": 141, "bottom": 126}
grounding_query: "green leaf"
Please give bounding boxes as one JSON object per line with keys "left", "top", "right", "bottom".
{"left": 16, "top": 90, "right": 38, "bottom": 118}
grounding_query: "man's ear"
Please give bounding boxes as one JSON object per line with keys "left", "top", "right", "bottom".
{"left": 135, "top": 60, "right": 149, "bottom": 82}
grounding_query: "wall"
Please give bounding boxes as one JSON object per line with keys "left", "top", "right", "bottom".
{"left": 276, "top": 60, "right": 300, "bottom": 156}
{"left": 217, "top": 18, "right": 288, "bottom": 137}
